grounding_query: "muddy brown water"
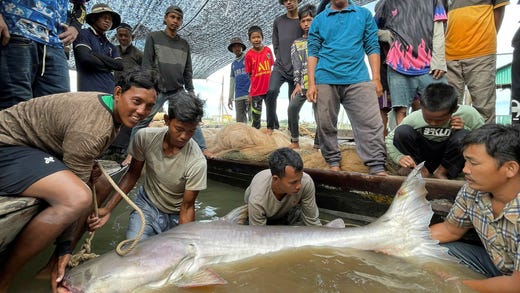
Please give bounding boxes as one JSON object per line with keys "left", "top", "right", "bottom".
{"left": 10, "top": 179, "right": 480, "bottom": 292}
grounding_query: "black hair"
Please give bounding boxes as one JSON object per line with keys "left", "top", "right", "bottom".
{"left": 116, "top": 68, "right": 159, "bottom": 93}
{"left": 248, "top": 25, "right": 263, "bottom": 39}
{"left": 299, "top": 4, "right": 316, "bottom": 19}
{"left": 278, "top": 0, "right": 303, "bottom": 5}
{"left": 167, "top": 91, "right": 204, "bottom": 123}
{"left": 462, "top": 124, "right": 520, "bottom": 167}
{"left": 419, "top": 83, "right": 458, "bottom": 113}
{"left": 268, "top": 147, "right": 304, "bottom": 178}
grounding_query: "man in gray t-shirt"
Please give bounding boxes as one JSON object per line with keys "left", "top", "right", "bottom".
{"left": 244, "top": 147, "right": 321, "bottom": 226}
{"left": 88, "top": 92, "right": 207, "bottom": 240}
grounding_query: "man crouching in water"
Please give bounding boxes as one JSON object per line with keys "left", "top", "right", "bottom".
{"left": 430, "top": 124, "right": 520, "bottom": 292}
{"left": 245, "top": 147, "right": 322, "bottom": 226}
{"left": 0, "top": 69, "right": 158, "bottom": 292}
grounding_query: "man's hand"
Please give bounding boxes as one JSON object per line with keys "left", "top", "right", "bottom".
{"left": 373, "top": 79, "right": 383, "bottom": 98}
{"left": 87, "top": 207, "right": 111, "bottom": 231}
{"left": 52, "top": 253, "right": 71, "bottom": 293}
{"left": 291, "top": 84, "right": 302, "bottom": 100}
{"left": 0, "top": 14, "right": 11, "bottom": 46}
{"left": 398, "top": 155, "right": 417, "bottom": 168}
{"left": 306, "top": 84, "right": 317, "bottom": 103}
{"left": 430, "top": 69, "right": 445, "bottom": 80}
{"left": 450, "top": 116, "right": 465, "bottom": 130}
{"left": 228, "top": 98, "right": 233, "bottom": 110}
{"left": 58, "top": 24, "right": 78, "bottom": 47}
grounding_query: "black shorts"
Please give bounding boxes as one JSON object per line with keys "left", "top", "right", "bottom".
{"left": 0, "top": 145, "right": 68, "bottom": 196}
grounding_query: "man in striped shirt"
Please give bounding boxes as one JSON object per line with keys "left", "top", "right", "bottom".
{"left": 430, "top": 124, "right": 520, "bottom": 292}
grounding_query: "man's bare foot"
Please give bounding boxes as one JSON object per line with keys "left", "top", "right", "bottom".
{"left": 330, "top": 166, "right": 341, "bottom": 172}
{"left": 121, "top": 154, "right": 132, "bottom": 166}
{"left": 433, "top": 166, "right": 449, "bottom": 179}
{"left": 266, "top": 128, "right": 273, "bottom": 135}
{"left": 312, "top": 147, "right": 319, "bottom": 153}
{"left": 289, "top": 142, "right": 299, "bottom": 149}
{"left": 421, "top": 168, "right": 431, "bottom": 178}
{"left": 203, "top": 149, "right": 216, "bottom": 159}
{"left": 372, "top": 171, "right": 388, "bottom": 176}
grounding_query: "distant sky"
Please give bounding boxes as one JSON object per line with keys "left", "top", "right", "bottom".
{"left": 198, "top": 2, "right": 520, "bottom": 121}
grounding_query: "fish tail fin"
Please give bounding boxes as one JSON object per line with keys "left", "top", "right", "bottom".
{"left": 376, "top": 162, "right": 455, "bottom": 261}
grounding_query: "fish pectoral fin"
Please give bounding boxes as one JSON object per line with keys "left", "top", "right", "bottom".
{"left": 324, "top": 218, "right": 346, "bottom": 228}
{"left": 174, "top": 268, "right": 227, "bottom": 288}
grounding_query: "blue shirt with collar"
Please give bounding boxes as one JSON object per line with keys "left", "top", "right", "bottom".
{"left": 308, "top": 1, "right": 380, "bottom": 85}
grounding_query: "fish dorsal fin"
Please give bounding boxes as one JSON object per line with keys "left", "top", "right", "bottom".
{"left": 222, "top": 204, "right": 248, "bottom": 224}
{"left": 324, "top": 218, "right": 345, "bottom": 228}
{"left": 174, "top": 268, "right": 227, "bottom": 288}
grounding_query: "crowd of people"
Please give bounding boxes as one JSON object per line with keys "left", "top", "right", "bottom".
{"left": 0, "top": 0, "right": 519, "bottom": 292}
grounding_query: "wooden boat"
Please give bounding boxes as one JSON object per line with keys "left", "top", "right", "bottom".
{"left": 0, "top": 160, "right": 128, "bottom": 256}
{"left": 206, "top": 157, "right": 464, "bottom": 225}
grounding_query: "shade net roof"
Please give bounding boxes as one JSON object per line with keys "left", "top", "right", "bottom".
{"left": 82, "top": 0, "right": 377, "bottom": 79}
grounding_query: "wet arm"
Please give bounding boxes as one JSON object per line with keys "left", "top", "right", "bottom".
{"left": 179, "top": 190, "right": 199, "bottom": 224}
{"left": 429, "top": 221, "right": 468, "bottom": 243}
{"left": 463, "top": 270, "right": 520, "bottom": 293}
{"left": 100, "top": 159, "right": 144, "bottom": 213}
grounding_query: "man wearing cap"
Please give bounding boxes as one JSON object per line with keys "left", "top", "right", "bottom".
{"left": 114, "top": 23, "right": 143, "bottom": 83}
{"left": 123, "top": 5, "right": 214, "bottom": 166}
{"left": 228, "top": 37, "right": 251, "bottom": 123}
{"left": 0, "top": 0, "right": 88, "bottom": 110}
{"left": 73, "top": 3, "right": 123, "bottom": 93}
{"left": 105, "top": 23, "right": 145, "bottom": 160}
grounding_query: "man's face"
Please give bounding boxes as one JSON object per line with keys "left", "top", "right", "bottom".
{"left": 462, "top": 144, "right": 508, "bottom": 193}
{"left": 116, "top": 28, "right": 132, "bottom": 47}
{"left": 422, "top": 108, "right": 452, "bottom": 127}
{"left": 273, "top": 166, "right": 303, "bottom": 196}
{"left": 331, "top": 0, "right": 348, "bottom": 10}
{"left": 113, "top": 86, "right": 157, "bottom": 128}
{"left": 283, "top": 0, "right": 299, "bottom": 12}
{"left": 93, "top": 12, "right": 113, "bottom": 33}
{"left": 164, "top": 117, "right": 198, "bottom": 149}
{"left": 164, "top": 12, "right": 183, "bottom": 33}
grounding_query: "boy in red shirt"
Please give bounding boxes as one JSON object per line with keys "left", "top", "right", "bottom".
{"left": 244, "top": 25, "right": 275, "bottom": 129}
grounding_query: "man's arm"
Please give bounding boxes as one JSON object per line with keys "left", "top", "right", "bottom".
{"left": 493, "top": 5, "right": 506, "bottom": 33}
{"left": 142, "top": 34, "right": 155, "bottom": 70}
{"left": 367, "top": 53, "right": 383, "bottom": 97}
{"left": 299, "top": 177, "right": 321, "bottom": 226}
{"left": 183, "top": 43, "right": 195, "bottom": 92}
{"left": 430, "top": 21, "right": 447, "bottom": 78}
{"left": 179, "top": 190, "right": 199, "bottom": 224}
{"left": 306, "top": 56, "right": 318, "bottom": 103}
{"left": 272, "top": 18, "right": 280, "bottom": 59}
{"left": 429, "top": 221, "right": 469, "bottom": 243}
{"left": 463, "top": 270, "right": 520, "bottom": 292}
{"left": 0, "top": 13, "right": 9, "bottom": 46}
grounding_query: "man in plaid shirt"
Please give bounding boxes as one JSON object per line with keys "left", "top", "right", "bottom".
{"left": 430, "top": 124, "right": 520, "bottom": 292}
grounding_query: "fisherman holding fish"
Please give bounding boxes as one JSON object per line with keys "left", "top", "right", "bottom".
{"left": 430, "top": 124, "right": 520, "bottom": 292}
{"left": 0, "top": 69, "right": 158, "bottom": 292}
{"left": 87, "top": 91, "right": 207, "bottom": 240}
{"left": 245, "top": 147, "right": 321, "bottom": 226}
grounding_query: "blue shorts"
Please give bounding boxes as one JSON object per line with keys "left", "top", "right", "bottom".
{"left": 0, "top": 146, "right": 67, "bottom": 196}
{"left": 387, "top": 67, "right": 447, "bottom": 108}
